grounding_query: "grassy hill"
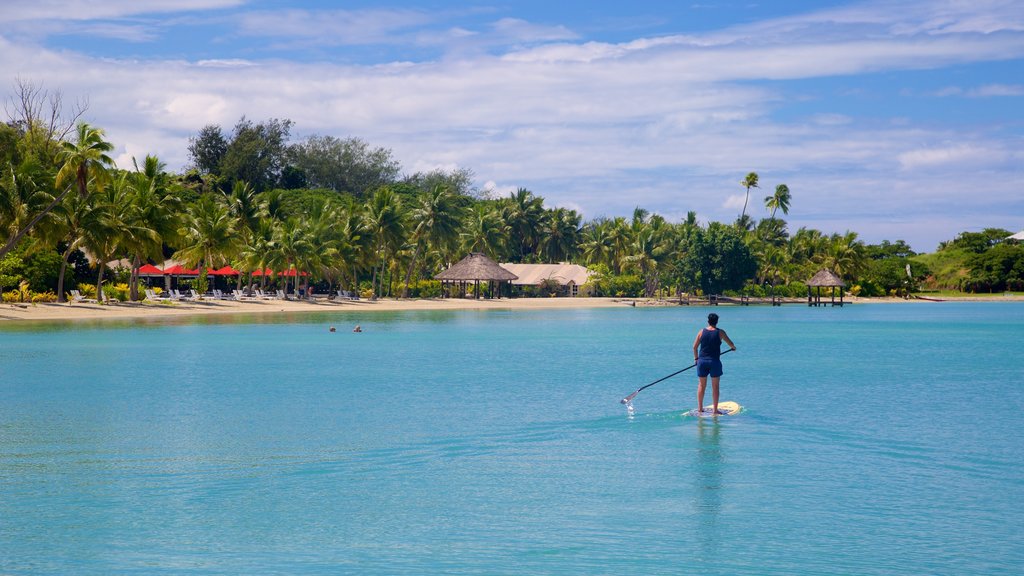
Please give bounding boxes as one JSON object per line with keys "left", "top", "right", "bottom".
{"left": 911, "top": 248, "right": 971, "bottom": 291}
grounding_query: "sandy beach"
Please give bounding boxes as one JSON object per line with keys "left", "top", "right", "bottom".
{"left": 2, "top": 293, "right": 1021, "bottom": 323}
{"left": 0, "top": 296, "right": 633, "bottom": 323}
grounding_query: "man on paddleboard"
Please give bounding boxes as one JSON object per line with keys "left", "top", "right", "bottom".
{"left": 692, "top": 313, "right": 736, "bottom": 415}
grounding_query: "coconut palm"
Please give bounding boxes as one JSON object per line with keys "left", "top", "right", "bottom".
{"left": 579, "top": 219, "right": 614, "bottom": 269}
{"left": 460, "top": 203, "right": 508, "bottom": 259}
{"left": 0, "top": 159, "right": 57, "bottom": 260}
{"left": 0, "top": 123, "right": 114, "bottom": 259}
{"left": 174, "top": 195, "right": 242, "bottom": 294}
{"left": 362, "top": 186, "right": 405, "bottom": 298}
{"left": 739, "top": 171, "right": 759, "bottom": 223}
{"left": 402, "top": 184, "right": 466, "bottom": 298}
{"left": 271, "top": 217, "right": 315, "bottom": 296}
{"left": 765, "top": 184, "right": 791, "bottom": 221}
{"left": 503, "top": 188, "right": 545, "bottom": 262}
{"left": 538, "top": 208, "right": 581, "bottom": 263}
{"left": 125, "top": 155, "right": 182, "bottom": 300}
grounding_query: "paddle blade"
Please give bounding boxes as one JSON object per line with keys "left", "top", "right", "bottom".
{"left": 620, "top": 392, "right": 638, "bottom": 404}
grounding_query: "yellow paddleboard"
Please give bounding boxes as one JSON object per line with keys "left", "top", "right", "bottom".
{"left": 686, "top": 400, "right": 741, "bottom": 417}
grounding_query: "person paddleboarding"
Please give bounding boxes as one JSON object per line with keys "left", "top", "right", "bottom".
{"left": 692, "top": 313, "right": 736, "bottom": 415}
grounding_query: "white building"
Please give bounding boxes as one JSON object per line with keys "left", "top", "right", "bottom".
{"left": 498, "top": 263, "right": 594, "bottom": 297}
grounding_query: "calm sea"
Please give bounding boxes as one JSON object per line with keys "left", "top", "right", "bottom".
{"left": 1, "top": 303, "right": 1022, "bottom": 575}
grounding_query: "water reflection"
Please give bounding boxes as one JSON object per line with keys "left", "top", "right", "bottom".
{"left": 695, "top": 418, "right": 723, "bottom": 561}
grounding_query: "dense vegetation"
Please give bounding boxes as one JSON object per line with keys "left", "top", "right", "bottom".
{"left": 1, "top": 83, "right": 1021, "bottom": 302}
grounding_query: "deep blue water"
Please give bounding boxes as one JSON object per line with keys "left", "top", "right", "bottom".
{"left": 1, "top": 303, "right": 1022, "bottom": 575}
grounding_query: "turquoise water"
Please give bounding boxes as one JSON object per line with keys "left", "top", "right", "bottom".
{"left": 1, "top": 303, "right": 1022, "bottom": 574}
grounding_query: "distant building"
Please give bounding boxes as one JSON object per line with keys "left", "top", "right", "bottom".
{"left": 499, "top": 263, "right": 594, "bottom": 297}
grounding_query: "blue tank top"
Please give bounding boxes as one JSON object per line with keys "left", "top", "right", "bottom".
{"left": 698, "top": 328, "right": 722, "bottom": 359}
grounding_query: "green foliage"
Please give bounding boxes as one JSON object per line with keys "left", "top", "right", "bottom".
{"left": 187, "top": 125, "right": 228, "bottom": 175}
{"left": 21, "top": 248, "right": 68, "bottom": 292}
{"left": 0, "top": 251, "right": 24, "bottom": 291}
{"left": 862, "top": 257, "right": 930, "bottom": 296}
{"left": 290, "top": 135, "right": 401, "bottom": 196}
{"left": 940, "top": 228, "right": 1012, "bottom": 254}
{"left": 407, "top": 279, "right": 442, "bottom": 298}
{"left": 962, "top": 244, "right": 1024, "bottom": 292}
{"left": 911, "top": 248, "right": 970, "bottom": 290}
{"left": 677, "top": 222, "right": 757, "bottom": 294}
{"left": 218, "top": 117, "right": 294, "bottom": 191}
{"left": 865, "top": 240, "right": 916, "bottom": 259}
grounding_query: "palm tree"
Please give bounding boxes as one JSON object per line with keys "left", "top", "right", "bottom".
{"left": 125, "top": 155, "right": 182, "bottom": 300}
{"left": 579, "top": 220, "right": 614, "bottom": 269}
{"left": 271, "top": 218, "right": 315, "bottom": 297}
{"left": 0, "top": 123, "right": 114, "bottom": 259}
{"left": 537, "top": 208, "right": 581, "bottom": 263}
{"left": 739, "top": 171, "right": 759, "bottom": 223}
{"left": 460, "top": 204, "right": 508, "bottom": 259}
{"left": 402, "top": 184, "right": 466, "bottom": 298}
{"left": 503, "top": 188, "right": 545, "bottom": 262}
{"left": 765, "top": 184, "right": 791, "bottom": 221}
{"left": 174, "top": 195, "right": 242, "bottom": 294}
{"left": 362, "top": 186, "right": 405, "bottom": 298}
{"left": 0, "top": 159, "right": 57, "bottom": 260}
{"left": 80, "top": 174, "right": 157, "bottom": 301}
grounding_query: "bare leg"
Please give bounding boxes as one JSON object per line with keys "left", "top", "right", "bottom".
{"left": 711, "top": 377, "right": 721, "bottom": 414}
{"left": 697, "top": 376, "right": 707, "bottom": 413}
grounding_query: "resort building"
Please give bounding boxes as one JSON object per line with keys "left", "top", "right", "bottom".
{"left": 499, "top": 262, "right": 594, "bottom": 297}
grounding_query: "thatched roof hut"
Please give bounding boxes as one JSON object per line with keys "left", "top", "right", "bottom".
{"left": 435, "top": 253, "right": 517, "bottom": 298}
{"left": 807, "top": 269, "right": 846, "bottom": 307}
{"left": 807, "top": 269, "right": 846, "bottom": 287}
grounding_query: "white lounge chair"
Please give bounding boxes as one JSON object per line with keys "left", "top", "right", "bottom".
{"left": 69, "top": 290, "right": 97, "bottom": 303}
{"left": 276, "top": 289, "right": 287, "bottom": 300}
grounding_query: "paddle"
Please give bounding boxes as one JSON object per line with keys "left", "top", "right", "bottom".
{"left": 619, "top": 349, "right": 733, "bottom": 404}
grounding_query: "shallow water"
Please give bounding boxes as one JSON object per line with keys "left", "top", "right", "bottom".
{"left": 1, "top": 303, "right": 1022, "bottom": 574}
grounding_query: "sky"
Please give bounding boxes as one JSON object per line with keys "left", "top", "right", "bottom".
{"left": 1, "top": 0, "right": 1023, "bottom": 252}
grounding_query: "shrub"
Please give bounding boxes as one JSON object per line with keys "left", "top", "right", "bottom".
{"left": 408, "top": 279, "right": 442, "bottom": 298}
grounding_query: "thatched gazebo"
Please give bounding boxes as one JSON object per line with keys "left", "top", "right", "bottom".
{"left": 807, "top": 269, "right": 846, "bottom": 307}
{"left": 435, "top": 253, "right": 518, "bottom": 299}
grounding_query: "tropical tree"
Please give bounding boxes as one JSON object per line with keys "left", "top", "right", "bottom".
{"left": 503, "top": 188, "right": 545, "bottom": 262}
{"left": 174, "top": 195, "right": 242, "bottom": 295}
{"left": 765, "top": 183, "right": 791, "bottom": 221}
{"left": 461, "top": 203, "right": 508, "bottom": 259}
{"left": 271, "top": 217, "right": 315, "bottom": 296}
{"left": 0, "top": 122, "right": 113, "bottom": 259}
{"left": 125, "top": 155, "right": 182, "bottom": 300}
{"left": 402, "top": 184, "right": 466, "bottom": 297}
{"left": 362, "top": 186, "right": 405, "bottom": 298}
{"left": 739, "top": 171, "right": 759, "bottom": 223}
{"left": 537, "top": 207, "right": 581, "bottom": 263}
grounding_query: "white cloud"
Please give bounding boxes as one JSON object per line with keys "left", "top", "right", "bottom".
{"left": 968, "top": 84, "right": 1024, "bottom": 97}
{"left": 0, "top": 0, "right": 1022, "bottom": 251}
{"left": 0, "top": 1, "right": 242, "bottom": 23}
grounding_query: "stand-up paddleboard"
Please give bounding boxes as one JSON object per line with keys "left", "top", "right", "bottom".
{"left": 686, "top": 401, "right": 741, "bottom": 417}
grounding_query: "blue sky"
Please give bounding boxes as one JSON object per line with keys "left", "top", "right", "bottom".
{"left": 2, "top": 0, "right": 1023, "bottom": 251}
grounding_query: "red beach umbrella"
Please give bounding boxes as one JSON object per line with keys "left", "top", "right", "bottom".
{"left": 211, "top": 265, "right": 240, "bottom": 276}
{"left": 138, "top": 264, "right": 164, "bottom": 276}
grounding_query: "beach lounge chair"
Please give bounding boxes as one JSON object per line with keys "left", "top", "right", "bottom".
{"left": 276, "top": 289, "right": 288, "bottom": 300}
{"left": 69, "top": 290, "right": 97, "bottom": 303}
{"left": 347, "top": 290, "right": 360, "bottom": 301}
{"left": 232, "top": 289, "right": 252, "bottom": 301}
{"left": 168, "top": 289, "right": 186, "bottom": 301}
{"left": 190, "top": 289, "right": 202, "bottom": 300}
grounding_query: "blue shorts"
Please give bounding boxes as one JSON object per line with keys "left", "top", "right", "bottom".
{"left": 697, "top": 357, "right": 723, "bottom": 378}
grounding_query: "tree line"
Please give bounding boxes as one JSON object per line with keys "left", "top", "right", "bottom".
{"left": 2, "top": 83, "right": 1021, "bottom": 302}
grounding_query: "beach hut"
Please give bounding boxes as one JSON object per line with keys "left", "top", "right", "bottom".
{"left": 499, "top": 262, "right": 594, "bottom": 297}
{"left": 435, "top": 253, "right": 518, "bottom": 299}
{"left": 807, "top": 269, "right": 846, "bottom": 307}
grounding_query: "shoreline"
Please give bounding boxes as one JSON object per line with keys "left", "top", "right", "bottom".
{"left": 2, "top": 294, "right": 1023, "bottom": 324}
